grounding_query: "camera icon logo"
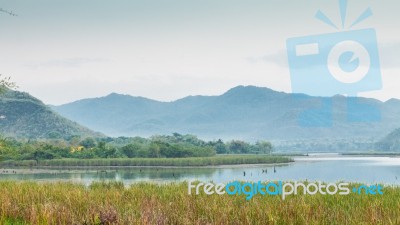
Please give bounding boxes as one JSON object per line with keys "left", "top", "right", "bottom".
{"left": 286, "top": 1, "right": 382, "bottom": 127}
{"left": 287, "top": 29, "right": 381, "bottom": 96}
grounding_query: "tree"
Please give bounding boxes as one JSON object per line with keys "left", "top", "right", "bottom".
{"left": 254, "top": 141, "right": 273, "bottom": 154}
{"left": 0, "top": 9, "right": 18, "bottom": 94}
{"left": 80, "top": 137, "right": 97, "bottom": 149}
{"left": 0, "top": 75, "right": 17, "bottom": 94}
{"left": 94, "top": 141, "right": 107, "bottom": 158}
{"left": 47, "top": 131, "right": 62, "bottom": 139}
{"left": 31, "top": 149, "right": 55, "bottom": 163}
{"left": 68, "top": 135, "right": 82, "bottom": 147}
{"left": 121, "top": 143, "right": 141, "bottom": 158}
{"left": 0, "top": 136, "right": 15, "bottom": 160}
{"left": 228, "top": 140, "right": 250, "bottom": 154}
{"left": 148, "top": 143, "right": 161, "bottom": 158}
{"left": 214, "top": 139, "right": 227, "bottom": 154}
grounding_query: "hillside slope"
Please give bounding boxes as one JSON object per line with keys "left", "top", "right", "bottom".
{"left": 376, "top": 128, "right": 400, "bottom": 151}
{"left": 0, "top": 89, "right": 102, "bottom": 139}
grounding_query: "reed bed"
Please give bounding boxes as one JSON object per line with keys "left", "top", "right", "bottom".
{"left": 0, "top": 155, "right": 292, "bottom": 167}
{"left": 0, "top": 181, "right": 399, "bottom": 224}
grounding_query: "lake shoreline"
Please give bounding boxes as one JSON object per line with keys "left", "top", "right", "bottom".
{"left": 0, "top": 162, "right": 293, "bottom": 174}
{"left": 0, "top": 155, "right": 293, "bottom": 167}
{"left": 1, "top": 155, "right": 399, "bottom": 185}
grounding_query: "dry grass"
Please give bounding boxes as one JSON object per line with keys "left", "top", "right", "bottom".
{"left": 0, "top": 181, "right": 399, "bottom": 224}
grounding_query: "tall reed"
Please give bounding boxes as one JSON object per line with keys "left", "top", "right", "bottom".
{"left": 0, "top": 181, "right": 398, "bottom": 224}
{"left": 0, "top": 155, "right": 292, "bottom": 167}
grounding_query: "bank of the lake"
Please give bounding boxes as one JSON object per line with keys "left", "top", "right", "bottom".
{"left": 0, "top": 155, "right": 292, "bottom": 167}
{"left": 0, "top": 181, "right": 398, "bottom": 225}
{"left": 341, "top": 152, "right": 400, "bottom": 156}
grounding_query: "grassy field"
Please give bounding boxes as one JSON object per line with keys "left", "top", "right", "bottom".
{"left": 0, "top": 181, "right": 398, "bottom": 225}
{"left": 0, "top": 155, "right": 292, "bottom": 167}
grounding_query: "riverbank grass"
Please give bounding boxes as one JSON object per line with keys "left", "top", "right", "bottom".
{"left": 0, "top": 155, "right": 292, "bottom": 167}
{"left": 0, "top": 181, "right": 398, "bottom": 224}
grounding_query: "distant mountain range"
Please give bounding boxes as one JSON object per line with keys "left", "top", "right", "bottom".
{"left": 51, "top": 85, "right": 400, "bottom": 142}
{"left": 0, "top": 89, "right": 101, "bottom": 139}
{"left": 376, "top": 128, "right": 400, "bottom": 151}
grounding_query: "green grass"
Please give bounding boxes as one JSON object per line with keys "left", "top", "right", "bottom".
{"left": 0, "top": 155, "right": 292, "bottom": 167}
{"left": 0, "top": 181, "right": 398, "bottom": 224}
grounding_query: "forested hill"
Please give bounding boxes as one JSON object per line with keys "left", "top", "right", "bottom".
{"left": 53, "top": 85, "right": 400, "bottom": 141}
{"left": 376, "top": 128, "right": 400, "bottom": 151}
{"left": 0, "top": 89, "right": 102, "bottom": 139}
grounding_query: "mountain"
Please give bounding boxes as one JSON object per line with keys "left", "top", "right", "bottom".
{"left": 376, "top": 128, "right": 400, "bottom": 151}
{"left": 0, "top": 89, "right": 102, "bottom": 139}
{"left": 52, "top": 86, "right": 400, "bottom": 142}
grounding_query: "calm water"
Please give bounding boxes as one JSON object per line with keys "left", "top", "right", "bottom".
{"left": 1, "top": 155, "right": 400, "bottom": 185}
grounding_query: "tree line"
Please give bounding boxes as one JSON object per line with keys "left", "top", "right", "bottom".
{"left": 0, "top": 133, "right": 273, "bottom": 161}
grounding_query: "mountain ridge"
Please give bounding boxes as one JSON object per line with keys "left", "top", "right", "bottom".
{"left": 52, "top": 85, "right": 400, "bottom": 141}
{"left": 0, "top": 89, "right": 103, "bottom": 139}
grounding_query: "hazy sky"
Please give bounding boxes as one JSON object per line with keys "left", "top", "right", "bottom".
{"left": 0, "top": 0, "right": 399, "bottom": 105}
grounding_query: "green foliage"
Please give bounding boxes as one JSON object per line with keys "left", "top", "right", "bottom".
{"left": 0, "top": 75, "right": 17, "bottom": 94}
{"left": 214, "top": 139, "right": 227, "bottom": 154}
{"left": 79, "top": 137, "right": 96, "bottom": 148}
{"left": 0, "top": 133, "right": 274, "bottom": 162}
{"left": 0, "top": 89, "right": 102, "bottom": 139}
{"left": 0, "top": 136, "right": 15, "bottom": 161}
{"left": 121, "top": 143, "right": 142, "bottom": 158}
{"left": 227, "top": 140, "right": 250, "bottom": 154}
{"left": 254, "top": 141, "right": 273, "bottom": 154}
{"left": 2, "top": 155, "right": 291, "bottom": 167}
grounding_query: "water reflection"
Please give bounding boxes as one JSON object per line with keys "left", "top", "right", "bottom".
{"left": 1, "top": 156, "right": 400, "bottom": 185}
